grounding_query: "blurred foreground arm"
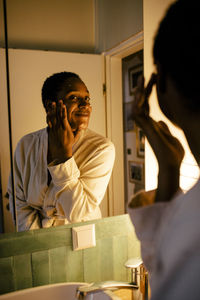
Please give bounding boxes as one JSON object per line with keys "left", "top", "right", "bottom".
{"left": 129, "top": 74, "right": 184, "bottom": 207}
{"left": 128, "top": 74, "right": 184, "bottom": 275}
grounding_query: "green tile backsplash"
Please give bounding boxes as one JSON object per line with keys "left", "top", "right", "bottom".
{"left": 0, "top": 214, "right": 141, "bottom": 295}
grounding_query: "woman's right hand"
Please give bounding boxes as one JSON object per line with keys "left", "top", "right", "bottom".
{"left": 131, "top": 74, "right": 155, "bottom": 125}
{"left": 46, "top": 100, "right": 80, "bottom": 164}
{"left": 131, "top": 74, "right": 185, "bottom": 202}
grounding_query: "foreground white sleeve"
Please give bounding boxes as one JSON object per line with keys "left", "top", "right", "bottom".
{"left": 128, "top": 190, "right": 169, "bottom": 274}
{"left": 151, "top": 250, "right": 200, "bottom": 300}
{"left": 45, "top": 143, "right": 115, "bottom": 223}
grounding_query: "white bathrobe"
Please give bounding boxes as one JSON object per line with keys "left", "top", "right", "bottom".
{"left": 128, "top": 179, "right": 200, "bottom": 300}
{"left": 8, "top": 127, "right": 115, "bottom": 231}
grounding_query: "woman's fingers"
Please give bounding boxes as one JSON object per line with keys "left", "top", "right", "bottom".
{"left": 47, "top": 102, "right": 57, "bottom": 129}
{"left": 144, "top": 73, "right": 157, "bottom": 102}
{"left": 157, "top": 120, "right": 170, "bottom": 132}
{"left": 132, "top": 73, "right": 157, "bottom": 123}
{"left": 57, "top": 100, "right": 71, "bottom": 130}
{"left": 47, "top": 100, "right": 73, "bottom": 140}
{"left": 134, "top": 75, "right": 144, "bottom": 107}
{"left": 46, "top": 115, "right": 52, "bottom": 128}
{"left": 47, "top": 100, "right": 68, "bottom": 130}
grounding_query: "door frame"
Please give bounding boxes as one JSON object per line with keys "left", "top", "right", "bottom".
{"left": 104, "top": 31, "right": 144, "bottom": 216}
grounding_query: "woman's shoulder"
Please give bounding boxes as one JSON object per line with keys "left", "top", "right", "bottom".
{"left": 17, "top": 128, "right": 47, "bottom": 147}
{"left": 15, "top": 128, "right": 47, "bottom": 159}
{"left": 84, "top": 128, "right": 115, "bottom": 150}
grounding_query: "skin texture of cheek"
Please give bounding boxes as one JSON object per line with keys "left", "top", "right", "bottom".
{"left": 69, "top": 115, "right": 90, "bottom": 132}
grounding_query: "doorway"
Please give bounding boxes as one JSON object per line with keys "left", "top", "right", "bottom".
{"left": 122, "top": 50, "right": 144, "bottom": 210}
{"left": 104, "top": 31, "right": 144, "bottom": 216}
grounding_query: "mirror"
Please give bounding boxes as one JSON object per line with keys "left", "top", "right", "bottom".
{"left": 0, "top": 0, "right": 143, "bottom": 233}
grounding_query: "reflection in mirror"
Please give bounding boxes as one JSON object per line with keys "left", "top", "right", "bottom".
{"left": 8, "top": 69, "right": 115, "bottom": 232}
{"left": 122, "top": 50, "right": 144, "bottom": 209}
{"left": 0, "top": 173, "right": 3, "bottom": 232}
{"left": 0, "top": 0, "right": 110, "bottom": 233}
{"left": 5, "top": 54, "right": 115, "bottom": 232}
{"left": 0, "top": 0, "right": 143, "bottom": 233}
{"left": 0, "top": 0, "right": 16, "bottom": 233}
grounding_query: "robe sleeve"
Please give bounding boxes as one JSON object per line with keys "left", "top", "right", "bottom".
{"left": 8, "top": 153, "right": 42, "bottom": 232}
{"left": 127, "top": 190, "right": 169, "bottom": 274}
{"left": 44, "top": 142, "right": 115, "bottom": 223}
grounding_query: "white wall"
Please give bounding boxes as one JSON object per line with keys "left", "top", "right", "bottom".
{"left": 0, "top": 0, "right": 95, "bottom": 53}
{"left": 0, "top": 0, "right": 143, "bottom": 54}
{"left": 144, "top": 0, "right": 199, "bottom": 192}
{"left": 95, "top": 0, "right": 143, "bottom": 53}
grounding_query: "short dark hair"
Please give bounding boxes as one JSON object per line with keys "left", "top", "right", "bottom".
{"left": 153, "top": 0, "right": 200, "bottom": 110}
{"left": 41, "top": 71, "right": 81, "bottom": 109}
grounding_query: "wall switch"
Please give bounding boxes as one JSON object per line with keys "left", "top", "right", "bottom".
{"left": 127, "top": 148, "right": 132, "bottom": 155}
{"left": 72, "top": 224, "right": 96, "bottom": 251}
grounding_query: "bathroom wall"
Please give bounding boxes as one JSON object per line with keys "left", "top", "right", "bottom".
{"left": 94, "top": 0, "right": 143, "bottom": 53}
{"left": 0, "top": 214, "right": 141, "bottom": 294}
{"left": 0, "top": 0, "right": 143, "bottom": 54}
{"left": 0, "top": 0, "right": 95, "bottom": 53}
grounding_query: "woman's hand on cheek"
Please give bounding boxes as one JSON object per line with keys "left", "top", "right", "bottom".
{"left": 47, "top": 100, "right": 75, "bottom": 164}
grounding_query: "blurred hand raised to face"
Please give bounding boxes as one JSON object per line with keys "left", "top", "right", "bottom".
{"left": 129, "top": 73, "right": 185, "bottom": 204}
{"left": 132, "top": 73, "right": 184, "bottom": 171}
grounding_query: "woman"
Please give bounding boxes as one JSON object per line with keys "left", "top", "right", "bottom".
{"left": 9, "top": 72, "right": 115, "bottom": 231}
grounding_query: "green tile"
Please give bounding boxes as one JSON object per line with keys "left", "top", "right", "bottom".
{"left": 49, "top": 246, "right": 68, "bottom": 283}
{"left": 127, "top": 232, "right": 141, "bottom": 259}
{"left": 0, "top": 257, "right": 15, "bottom": 294}
{"left": 96, "top": 215, "right": 135, "bottom": 239}
{"left": 0, "top": 214, "right": 141, "bottom": 294}
{"left": 99, "top": 238, "right": 114, "bottom": 281}
{"left": 49, "top": 246, "right": 84, "bottom": 283}
{"left": 65, "top": 248, "right": 84, "bottom": 282}
{"left": 0, "top": 227, "right": 72, "bottom": 258}
{"left": 113, "top": 235, "right": 128, "bottom": 281}
{"left": 33, "top": 230, "right": 72, "bottom": 251}
{"left": 83, "top": 240, "right": 101, "bottom": 283}
{"left": 32, "top": 250, "right": 50, "bottom": 286}
{"left": 13, "top": 253, "right": 32, "bottom": 290}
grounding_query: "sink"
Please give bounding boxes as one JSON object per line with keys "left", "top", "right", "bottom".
{"left": 0, "top": 282, "right": 116, "bottom": 300}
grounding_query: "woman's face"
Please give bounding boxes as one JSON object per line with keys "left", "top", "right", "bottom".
{"left": 62, "top": 78, "right": 92, "bottom": 132}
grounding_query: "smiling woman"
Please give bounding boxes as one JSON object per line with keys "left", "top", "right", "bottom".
{"left": 44, "top": 73, "right": 92, "bottom": 135}
{"left": 43, "top": 72, "right": 93, "bottom": 164}
{"left": 0, "top": 47, "right": 111, "bottom": 233}
{"left": 8, "top": 71, "right": 115, "bottom": 232}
